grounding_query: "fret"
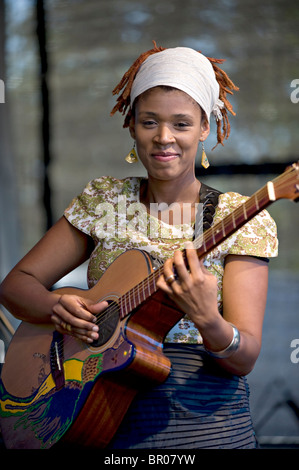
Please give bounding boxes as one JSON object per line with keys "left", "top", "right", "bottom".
{"left": 202, "top": 237, "right": 207, "bottom": 252}
{"left": 120, "top": 295, "right": 126, "bottom": 319}
{"left": 254, "top": 193, "right": 259, "bottom": 211}
{"left": 115, "top": 165, "right": 299, "bottom": 325}
{"left": 146, "top": 276, "right": 151, "bottom": 298}
{"left": 127, "top": 291, "right": 132, "bottom": 313}
{"left": 152, "top": 274, "right": 156, "bottom": 294}
{"left": 120, "top": 183, "right": 274, "bottom": 320}
{"left": 212, "top": 227, "right": 216, "bottom": 245}
{"left": 137, "top": 284, "right": 141, "bottom": 305}
{"left": 233, "top": 208, "right": 246, "bottom": 229}
{"left": 232, "top": 212, "right": 236, "bottom": 229}
{"left": 132, "top": 289, "right": 136, "bottom": 310}
{"left": 142, "top": 278, "right": 146, "bottom": 302}
{"left": 258, "top": 188, "right": 271, "bottom": 208}
{"left": 221, "top": 219, "right": 226, "bottom": 237}
{"left": 245, "top": 200, "right": 261, "bottom": 219}
{"left": 199, "top": 233, "right": 211, "bottom": 255}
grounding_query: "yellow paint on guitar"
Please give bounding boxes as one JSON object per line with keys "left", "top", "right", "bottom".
{"left": 0, "top": 249, "right": 181, "bottom": 448}
{"left": 1, "top": 250, "right": 152, "bottom": 397}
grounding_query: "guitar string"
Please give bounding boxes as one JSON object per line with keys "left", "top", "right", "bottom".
{"left": 52, "top": 171, "right": 298, "bottom": 358}
{"left": 53, "top": 181, "right": 279, "bottom": 352}
{"left": 56, "top": 167, "right": 298, "bottom": 353}
{"left": 88, "top": 184, "right": 273, "bottom": 329}
{"left": 57, "top": 185, "right": 270, "bottom": 348}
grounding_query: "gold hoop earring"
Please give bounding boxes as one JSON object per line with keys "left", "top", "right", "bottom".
{"left": 201, "top": 141, "right": 209, "bottom": 169}
{"left": 125, "top": 142, "right": 138, "bottom": 163}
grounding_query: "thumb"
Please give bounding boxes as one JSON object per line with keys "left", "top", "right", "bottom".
{"left": 88, "top": 300, "right": 109, "bottom": 314}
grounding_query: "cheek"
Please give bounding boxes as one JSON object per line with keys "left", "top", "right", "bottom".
{"left": 184, "top": 136, "right": 200, "bottom": 153}
{"left": 135, "top": 136, "right": 147, "bottom": 156}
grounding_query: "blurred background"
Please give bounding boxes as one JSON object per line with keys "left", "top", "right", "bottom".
{"left": 0, "top": 0, "right": 298, "bottom": 448}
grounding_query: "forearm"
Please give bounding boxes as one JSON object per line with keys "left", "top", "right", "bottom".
{"left": 199, "top": 315, "right": 261, "bottom": 376}
{"left": 0, "top": 270, "right": 61, "bottom": 323}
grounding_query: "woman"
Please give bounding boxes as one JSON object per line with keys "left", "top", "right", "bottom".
{"left": 0, "top": 43, "right": 278, "bottom": 448}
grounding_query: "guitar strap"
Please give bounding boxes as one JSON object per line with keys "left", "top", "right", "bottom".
{"left": 196, "top": 183, "right": 269, "bottom": 264}
{"left": 194, "top": 182, "right": 222, "bottom": 240}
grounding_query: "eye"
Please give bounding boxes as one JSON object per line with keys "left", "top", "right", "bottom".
{"left": 175, "top": 122, "right": 191, "bottom": 129}
{"left": 142, "top": 120, "right": 157, "bottom": 127}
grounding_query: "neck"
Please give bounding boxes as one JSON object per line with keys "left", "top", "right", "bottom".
{"left": 140, "top": 175, "right": 201, "bottom": 226}
{"left": 141, "top": 174, "right": 201, "bottom": 207}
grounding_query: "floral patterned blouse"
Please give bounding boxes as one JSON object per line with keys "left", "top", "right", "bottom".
{"left": 64, "top": 176, "right": 278, "bottom": 343}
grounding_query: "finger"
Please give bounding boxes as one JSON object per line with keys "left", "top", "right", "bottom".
{"left": 51, "top": 298, "right": 111, "bottom": 345}
{"left": 159, "top": 258, "right": 177, "bottom": 293}
{"left": 58, "top": 295, "right": 98, "bottom": 323}
{"left": 51, "top": 303, "right": 98, "bottom": 333}
{"left": 52, "top": 295, "right": 99, "bottom": 331}
{"left": 163, "top": 258, "right": 177, "bottom": 285}
{"left": 51, "top": 313, "right": 99, "bottom": 343}
{"left": 171, "top": 251, "right": 190, "bottom": 288}
{"left": 184, "top": 246, "right": 204, "bottom": 281}
{"left": 51, "top": 304, "right": 95, "bottom": 332}
{"left": 68, "top": 325, "right": 99, "bottom": 343}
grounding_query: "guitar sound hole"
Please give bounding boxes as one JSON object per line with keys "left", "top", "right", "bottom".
{"left": 91, "top": 301, "right": 120, "bottom": 348}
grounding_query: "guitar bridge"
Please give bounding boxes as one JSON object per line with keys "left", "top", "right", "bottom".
{"left": 50, "top": 331, "right": 65, "bottom": 390}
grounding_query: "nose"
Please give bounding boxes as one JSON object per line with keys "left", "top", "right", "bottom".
{"left": 154, "top": 124, "right": 175, "bottom": 146}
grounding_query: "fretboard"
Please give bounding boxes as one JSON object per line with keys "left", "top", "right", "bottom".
{"left": 119, "top": 181, "right": 275, "bottom": 320}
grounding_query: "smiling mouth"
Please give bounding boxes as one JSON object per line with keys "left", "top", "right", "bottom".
{"left": 151, "top": 152, "right": 180, "bottom": 161}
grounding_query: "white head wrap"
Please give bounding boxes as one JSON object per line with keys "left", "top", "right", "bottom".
{"left": 130, "top": 47, "right": 224, "bottom": 122}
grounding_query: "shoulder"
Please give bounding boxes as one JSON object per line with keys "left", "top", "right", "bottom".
{"left": 83, "top": 176, "right": 141, "bottom": 198}
{"left": 64, "top": 176, "right": 142, "bottom": 235}
{"left": 214, "top": 191, "right": 278, "bottom": 258}
{"left": 218, "top": 191, "right": 248, "bottom": 212}
{"left": 217, "top": 191, "right": 276, "bottom": 230}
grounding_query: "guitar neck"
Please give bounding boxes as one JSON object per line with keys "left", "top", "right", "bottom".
{"left": 195, "top": 181, "right": 276, "bottom": 259}
{"left": 119, "top": 181, "right": 275, "bottom": 320}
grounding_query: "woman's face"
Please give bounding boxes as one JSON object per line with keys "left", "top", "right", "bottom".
{"left": 130, "top": 87, "right": 210, "bottom": 182}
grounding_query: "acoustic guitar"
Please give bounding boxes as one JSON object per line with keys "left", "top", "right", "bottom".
{"left": 0, "top": 163, "right": 298, "bottom": 449}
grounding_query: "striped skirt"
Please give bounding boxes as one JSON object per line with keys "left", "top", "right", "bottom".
{"left": 107, "top": 343, "right": 257, "bottom": 449}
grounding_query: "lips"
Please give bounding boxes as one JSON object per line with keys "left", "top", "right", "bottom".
{"left": 151, "top": 152, "right": 180, "bottom": 161}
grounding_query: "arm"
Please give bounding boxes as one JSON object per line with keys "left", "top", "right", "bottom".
{"left": 157, "top": 247, "right": 269, "bottom": 376}
{"left": 0, "top": 217, "right": 105, "bottom": 342}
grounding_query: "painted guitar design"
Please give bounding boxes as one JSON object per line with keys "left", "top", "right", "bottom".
{"left": 0, "top": 162, "right": 298, "bottom": 449}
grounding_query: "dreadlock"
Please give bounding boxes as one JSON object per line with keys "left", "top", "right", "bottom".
{"left": 207, "top": 56, "right": 239, "bottom": 149}
{"left": 110, "top": 41, "right": 239, "bottom": 149}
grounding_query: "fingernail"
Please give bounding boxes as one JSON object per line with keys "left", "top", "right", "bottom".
{"left": 92, "top": 325, "right": 99, "bottom": 332}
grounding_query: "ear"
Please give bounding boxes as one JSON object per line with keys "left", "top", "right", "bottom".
{"left": 129, "top": 116, "right": 136, "bottom": 140}
{"left": 200, "top": 117, "right": 210, "bottom": 141}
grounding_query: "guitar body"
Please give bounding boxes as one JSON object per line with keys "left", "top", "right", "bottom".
{"left": 0, "top": 250, "right": 183, "bottom": 449}
{"left": 1, "top": 162, "right": 298, "bottom": 449}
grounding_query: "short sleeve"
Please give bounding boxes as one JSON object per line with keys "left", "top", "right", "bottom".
{"left": 211, "top": 192, "right": 278, "bottom": 260}
{"left": 64, "top": 177, "right": 113, "bottom": 236}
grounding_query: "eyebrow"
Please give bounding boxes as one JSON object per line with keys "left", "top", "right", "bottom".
{"left": 139, "top": 111, "right": 194, "bottom": 120}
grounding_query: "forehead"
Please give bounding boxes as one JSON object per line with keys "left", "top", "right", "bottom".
{"left": 136, "top": 86, "right": 202, "bottom": 116}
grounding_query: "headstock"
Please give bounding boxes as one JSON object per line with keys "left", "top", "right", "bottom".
{"left": 272, "top": 162, "right": 299, "bottom": 202}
